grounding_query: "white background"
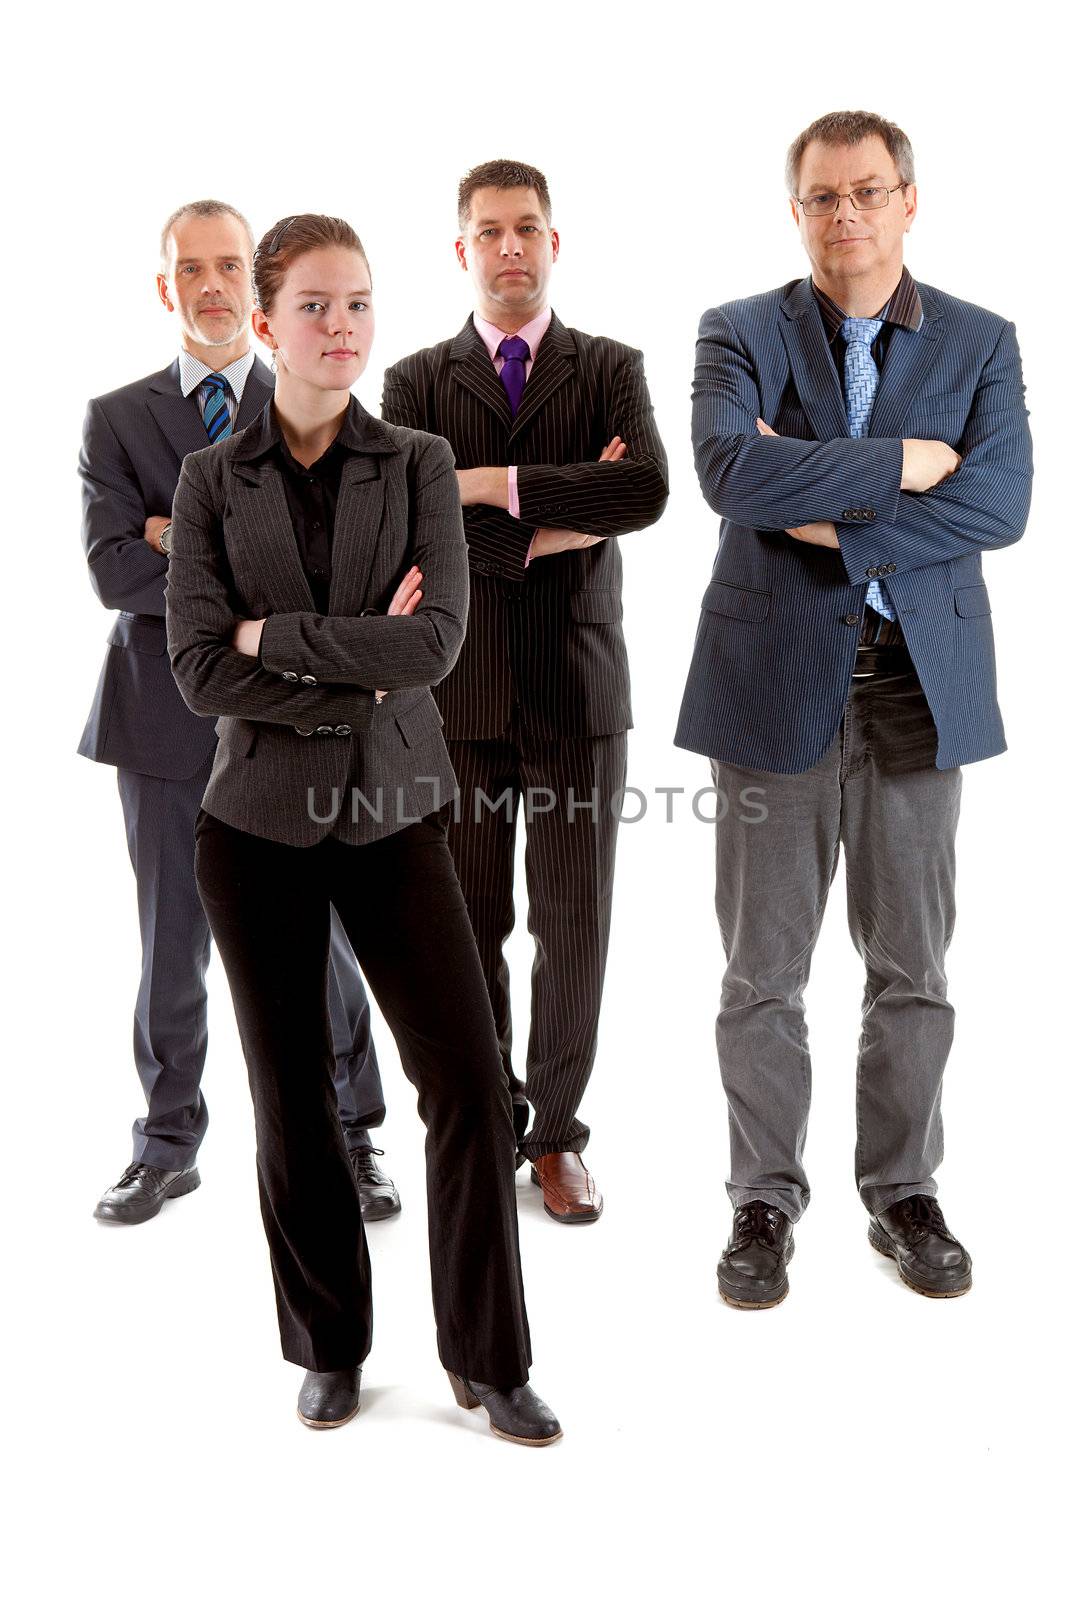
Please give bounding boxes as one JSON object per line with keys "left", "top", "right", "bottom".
{"left": 5, "top": 3, "right": 1062, "bottom": 1595}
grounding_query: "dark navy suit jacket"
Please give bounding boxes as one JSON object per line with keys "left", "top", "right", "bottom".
{"left": 674, "top": 277, "right": 1033, "bottom": 772}
{"left": 78, "top": 356, "right": 275, "bottom": 779}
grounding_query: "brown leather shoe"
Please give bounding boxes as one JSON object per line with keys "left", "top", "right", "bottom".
{"left": 530, "top": 1153, "right": 603, "bottom": 1224}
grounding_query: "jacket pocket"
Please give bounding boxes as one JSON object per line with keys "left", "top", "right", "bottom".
{"left": 701, "top": 581, "right": 771, "bottom": 623}
{"left": 108, "top": 612, "right": 168, "bottom": 655}
{"left": 954, "top": 583, "right": 992, "bottom": 618}
{"left": 570, "top": 589, "right": 623, "bottom": 624}
{"left": 394, "top": 694, "right": 445, "bottom": 749}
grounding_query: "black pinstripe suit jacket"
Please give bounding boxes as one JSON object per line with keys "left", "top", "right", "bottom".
{"left": 165, "top": 401, "right": 466, "bottom": 848}
{"left": 674, "top": 277, "right": 1033, "bottom": 773}
{"left": 382, "top": 312, "right": 669, "bottom": 739}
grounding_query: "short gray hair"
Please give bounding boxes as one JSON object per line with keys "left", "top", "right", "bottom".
{"left": 159, "top": 200, "right": 254, "bottom": 266}
{"left": 785, "top": 110, "right": 915, "bottom": 196}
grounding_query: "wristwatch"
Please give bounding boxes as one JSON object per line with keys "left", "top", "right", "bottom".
{"left": 159, "top": 522, "right": 173, "bottom": 555}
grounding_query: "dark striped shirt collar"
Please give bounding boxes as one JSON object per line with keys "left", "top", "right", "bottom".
{"left": 812, "top": 264, "right": 923, "bottom": 339}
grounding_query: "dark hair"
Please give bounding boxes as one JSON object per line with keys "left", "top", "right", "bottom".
{"left": 251, "top": 214, "right": 372, "bottom": 315}
{"left": 159, "top": 199, "right": 254, "bottom": 265}
{"left": 457, "top": 159, "right": 552, "bottom": 232}
{"left": 785, "top": 110, "right": 915, "bottom": 196}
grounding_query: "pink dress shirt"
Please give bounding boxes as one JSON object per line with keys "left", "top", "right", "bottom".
{"left": 472, "top": 307, "right": 553, "bottom": 566}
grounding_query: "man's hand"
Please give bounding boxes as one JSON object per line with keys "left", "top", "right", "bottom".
{"left": 145, "top": 515, "right": 171, "bottom": 554}
{"left": 901, "top": 439, "right": 962, "bottom": 493}
{"left": 755, "top": 420, "right": 840, "bottom": 547}
{"left": 526, "top": 437, "right": 626, "bottom": 561}
{"left": 456, "top": 467, "right": 509, "bottom": 508}
{"left": 231, "top": 618, "right": 266, "bottom": 656}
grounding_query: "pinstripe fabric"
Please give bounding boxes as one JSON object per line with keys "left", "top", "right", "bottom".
{"left": 674, "top": 277, "right": 1033, "bottom": 773}
{"left": 381, "top": 312, "right": 669, "bottom": 740}
{"left": 165, "top": 405, "right": 468, "bottom": 848}
{"left": 382, "top": 313, "right": 667, "bottom": 1155}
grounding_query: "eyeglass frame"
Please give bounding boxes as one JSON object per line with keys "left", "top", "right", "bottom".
{"left": 793, "top": 182, "right": 908, "bottom": 218}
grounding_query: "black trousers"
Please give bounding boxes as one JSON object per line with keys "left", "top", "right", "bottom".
{"left": 446, "top": 725, "right": 627, "bottom": 1160}
{"left": 193, "top": 805, "right": 532, "bottom": 1386}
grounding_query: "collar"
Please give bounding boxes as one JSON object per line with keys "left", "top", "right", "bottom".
{"left": 232, "top": 393, "right": 399, "bottom": 463}
{"left": 178, "top": 345, "right": 257, "bottom": 402}
{"left": 472, "top": 305, "right": 553, "bottom": 363}
{"left": 811, "top": 264, "right": 924, "bottom": 339}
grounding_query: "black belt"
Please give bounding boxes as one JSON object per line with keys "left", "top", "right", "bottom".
{"left": 851, "top": 643, "right": 914, "bottom": 678}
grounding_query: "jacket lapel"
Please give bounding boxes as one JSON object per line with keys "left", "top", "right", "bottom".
{"left": 508, "top": 313, "right": 577, "bottom": 444}
{"left": 864, "top": 292, "right": 945, "bottom": 439}
{"left": 328, "top": 455, "right": 388, "bottom": 612}
{"left": 235, "top": 358, "right": 274, "bottom": 429}
{"left": 779, "top": 281, "right": 850, "bottom": 443}
{"left": 227, "top": 457, "right": 318, "bottom": 612}
{"left": 449, "top": 316, "right": 515, "bottom": 431}
{"left": 147, "top": 360, "right": 215, "bottom": 467}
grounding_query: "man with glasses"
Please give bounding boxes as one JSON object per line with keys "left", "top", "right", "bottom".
{"left": 674, "top": 111, "right": 1032, "bottom": 1306}
{"left": 79, "top": 200, "right": 398, "bottom": 1226}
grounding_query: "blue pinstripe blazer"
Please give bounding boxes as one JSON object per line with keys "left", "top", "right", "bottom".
{"left": 674, "top": 276, "right": 1033, "bottom": 773}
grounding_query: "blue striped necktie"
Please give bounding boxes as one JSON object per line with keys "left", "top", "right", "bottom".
{"left": 200, "top": 373, "right": 233, "bottom": 443}
{"left": 842, "top": 317, "right": 896, "bottom": 622}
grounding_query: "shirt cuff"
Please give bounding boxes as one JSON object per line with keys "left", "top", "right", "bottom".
{"left": 524, "top": 532, "right": 537, "bottom": 568}
{"left": 507, "top": 465, "right": 520, "bottom": 519}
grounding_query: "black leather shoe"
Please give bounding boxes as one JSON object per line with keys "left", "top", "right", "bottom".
{"left": 717, "top": 1201, "right": 795, "bottom": 1309}
{"left": 94, "top": 1162, "right": 200, "bottom": 1224}
{"left": 869, "top": 1194, "right": 972, "bottom": 1297}
{"left": 445, "top": 1371, "right": 562, "bottom": 1446}
{"left": 297, "top": 1367, "right": 362, "bottom": 1428}
{"left": 350, "top": 1148, "right": 401, "bottom": 1221}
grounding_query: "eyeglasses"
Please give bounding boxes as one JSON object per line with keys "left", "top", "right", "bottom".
{"left": 795, "top": 183, "right": 907, "bottom": 217}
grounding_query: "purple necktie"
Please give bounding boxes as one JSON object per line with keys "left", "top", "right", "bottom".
{"left": 497, "top": 335, "right": 530, "bottom": 416}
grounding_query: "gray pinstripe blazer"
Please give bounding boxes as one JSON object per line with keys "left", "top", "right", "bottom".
{"left": 165, "top": 399, "right": 466, "bottom": 848}
{"left": 382, "top": 313, "right": 669, "bottom": 740}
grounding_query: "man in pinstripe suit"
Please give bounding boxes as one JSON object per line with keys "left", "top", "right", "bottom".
{"left": 382, "top": 159, "right": 668, "bottom": 1222}
{"left": 675, "top": 111, "right": 1032, "bottom": 1306}
{"left": 79, "top": 201, "right": 398, "bottom": 1225}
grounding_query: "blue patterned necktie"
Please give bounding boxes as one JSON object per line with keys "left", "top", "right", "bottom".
{"left": 200, "top": 373, "right": 234, "bottom": 443}
{"left": 497, "top": 335, "right": 530, "bottom": 416}
{"left": 842, "top": 316, "right": 896, "bottom": 622}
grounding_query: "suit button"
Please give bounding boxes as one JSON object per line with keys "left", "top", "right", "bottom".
{"left": 295, "top": 727, "right": 312, "bottom": 737}
{"left": 866, "top": 566, "right": 879, "bottom": 578}
{"left": 887, "top": 563, "right": 897, "bottom": 573}
{"left": 300, "top": 674, "right": 318, "bottom": 686}
{"left": 281, "top": 671, "right": 299, "bottom": 682}
{"left": 334, "top": 724, "right": 352, "bottom": 737}
{"left": 314, "top": 725, "right": 334, "bottom": 736}
{"left": 843, "top": 614, "right": 860, "bottom": 626}
{"left": 359, "top": 607, "right": 380, "bottom": 618}
{"left": 864, "top": 509, "right": 875, "bottom": 521}
{"left": 843, "top": 510, "right": 853, "bottom": 521}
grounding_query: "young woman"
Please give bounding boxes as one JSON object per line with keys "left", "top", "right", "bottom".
{"left": 165, "top": 214, "right": 560, "bottom": 1446}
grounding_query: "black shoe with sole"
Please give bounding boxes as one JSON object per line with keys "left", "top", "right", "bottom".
{"left": 869, "top": 1194, "right": 972, "bottom": 1298}
{"left": 93, "top": 1162, "right": 201, "bottom": 1224}
{"left": 297, "top": 1367, "right": 363, "bottom": 1428}
{"left": 717, "top": 1201, "right": 795, "bottom": 1309}
{"left": 350, "top": 1148, "right": 401, "bottom": 1222}
{"left": 445, "top": 1372, "right": 562, "bottom": 1447}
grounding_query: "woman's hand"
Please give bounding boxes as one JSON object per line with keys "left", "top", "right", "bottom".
{"left": 375, "top": 566, "right": 424, "bottom": 700}
{"left": 231, "top": 618, "right": 266, "bottom": 656}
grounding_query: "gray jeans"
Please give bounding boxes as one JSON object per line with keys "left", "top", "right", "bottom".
{"left": 711, "top": 656, "right": 963, "bottom": 1221}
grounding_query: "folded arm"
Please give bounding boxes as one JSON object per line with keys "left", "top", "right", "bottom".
{"left": 693, "top": 306, "right": 904, "bottom": 528}
{"left": 258, "top": 436, "right": 469, "bottom": 688}
{"left": 167, "top": 453, "right": 376, "bottom": 730}
{"left": 80, "top": 399, "right": 169, "bottom": 616}
{"left": 514, "top": 347, "right": 669, "bottom": 536}
{"left": 835, "top": 320, "right": 1033, "bottom": 580}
